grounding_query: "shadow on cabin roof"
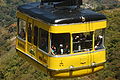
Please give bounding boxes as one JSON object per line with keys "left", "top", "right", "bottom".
{"left": 17, "top": 2, "right": 106, "bottom": 24}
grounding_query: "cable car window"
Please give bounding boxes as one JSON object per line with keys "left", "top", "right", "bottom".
{"left": 34, "top": 26, "right": 38, "bottom": 46}
{"left": 95, "top": 29, "right": 105, "bottom": 50}
{"left": 50, "top": 33, "right": 70, "bottom": 55}
{"left": 39, "top": 28, "right": 48, "bottom": 52}
{"left": 28, "top": 23, "right": 32, "bottom": 43}
{"left": 18, "top": 18, "right": 26, "bottom": 40}
{"left": 73, "top": 32, "right": 93, "bottom": 53}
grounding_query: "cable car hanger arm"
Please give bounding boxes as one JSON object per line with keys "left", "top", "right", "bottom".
{"left": 41, "top": 0, "right": 83, "bottom": 7}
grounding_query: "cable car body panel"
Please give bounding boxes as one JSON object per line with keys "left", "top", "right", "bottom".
{"left": 16, "top": 2, "right": 107, "bottom": 78}
{"left": 17, "top": 11, "right": 106, "bottom": 34}
{"left": 16, "top": 44, "right": 106, "bottom": 77}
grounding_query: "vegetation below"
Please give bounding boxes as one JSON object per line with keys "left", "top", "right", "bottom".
{"left": 0, "top": 0, "right": 120, "bottom": 80}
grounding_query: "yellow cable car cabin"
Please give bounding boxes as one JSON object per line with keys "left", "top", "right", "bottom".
{"left": 16, "top": 0, "right": 107, "bottom": 78}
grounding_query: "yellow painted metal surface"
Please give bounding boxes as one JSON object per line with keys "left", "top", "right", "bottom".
{"left": 48, "top": 53, "right": 89, "bottom": 70}
{"left": 36, "top": 49, "right": 48, "bottom": 67}
{"left": 16, "top": 38, "right": 105, "bottom": 77}
{"left": 27, "top": 42, "right": 36, "bottom": 59}
{"left": 16, "top": 38, "right": 26, "bottom": 52}
{"left": 50, "top": 21, "right": 106, "bottom": 33}
{"left": 16, "top": 11, "right": 28, "bottom": 21}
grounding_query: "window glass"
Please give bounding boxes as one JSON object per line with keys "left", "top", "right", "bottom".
{"left": 34, "top": 26, "right": 38, "bottom": 46}
{"left": 50, "top": 33, "right": 70, "bottom": 55}
{"left": 73, "top": 32, "right": 93, "bottom": 53}
{"left": 95, "top": 29, "right": 105, "bottom": 50}
{"left": 39, "top": 28, "right": 48, "bottom": 52}
{"left": 28, "top": 23, "right": 32, "bottom": 43}
{"left": 18, "top": 19, "right": 26, "bottom": 40}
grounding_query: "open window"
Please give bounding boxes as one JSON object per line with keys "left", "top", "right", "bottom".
{"left": 50, "top": 33, "right": 70, "bottom": 55}
{"left": 73, "top": 32, "right": 93, "bottom": 53}
{"left": 34, "top": 26, "right": 38, "bottom": 46}
{"left": 95, "top": 29, "right": 105, "bottom": 50}
{"left": 39, "top": 28, "right": 48, "bottom": 53}
{"left": 18, "top": 18, "right": 26, "bottom": 40}
{"left": 28, "top": 23, "right": 32, "bottom": 43}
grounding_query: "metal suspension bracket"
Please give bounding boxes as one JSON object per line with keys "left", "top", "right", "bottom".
{"left": 40, "top": 0, "right": 83, "bottom": 8}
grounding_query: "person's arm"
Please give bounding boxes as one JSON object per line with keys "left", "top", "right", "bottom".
{"left": 49, "top": 48, "right": 55, "bottom": 55}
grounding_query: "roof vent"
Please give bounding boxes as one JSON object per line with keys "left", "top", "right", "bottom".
{"left": 40, "top": 0, "right": 82, "bottom": 8}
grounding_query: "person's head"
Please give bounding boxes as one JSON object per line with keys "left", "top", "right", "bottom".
{"left": 60, "top": 44, "right": 63, "bottom": 48}
{"left": 98, "top": 35, "right": 103, "bottom": 39}
{"left": 52, "top": 44, "right": 56, "bottom": 49}
{"left": 79, "top": 33, "right": 84, "bottom": 37}
{"left": 53, "top": 46, "right": 56, "bottom": 50}
{"left": 75, "top": 35, "right": 79, "bottom": 38}
{"left": 65, "top": 43, "right": 68, "bottom": 48}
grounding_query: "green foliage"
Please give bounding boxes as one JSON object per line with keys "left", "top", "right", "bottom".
{"left": 0, "top": 0, "right": 37, "bottom": 28}
{"left": 84, "top": 0, "right": 120, "bottom": 11}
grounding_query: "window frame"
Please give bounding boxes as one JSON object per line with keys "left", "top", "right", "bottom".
{"left": 27, "top": 22, "right": 32, "bottom": 43}
{"left": 38, "top": 28, "right": 48, "bottom": 53}
{"left": 72, "top": 32, "right": 94, "bottom": 53}
{"left": 50, "top": 33, "right": 70, "bottom": 55}
{"left": 33, "top": 26, "right": 38, "bottom": 46}
{"left": 17, "top": 18, "right": 26, "bottom": 40}
{"left": 94, "top": 29, "right": 105, "bottom": 50}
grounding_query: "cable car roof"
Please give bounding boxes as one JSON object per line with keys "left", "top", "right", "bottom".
{"left": 17, "top": 2, "right": 106, "bottom": 24}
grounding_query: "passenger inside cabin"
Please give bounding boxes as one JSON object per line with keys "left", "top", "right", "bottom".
{"left": 79, "top": 33, "right": 86, "bottom": 41}
{"left": 73, "top": 35, "right": 79, "bottom": 42}
{"left": 86, "top": 32, "right": 93, "bottom": 40}
{"left": 73, "top": 33, "right": 86, "bottom": 43}
{"left": 40, "top": 37, "right": 48, "bottom": 52}
{"left": 51, "top": 33, "right": 70, "bottom": 55}
{"left": 64, "top": 43, "right": 70, "bottom": 54}
{"left": 95, "top": 35, "right": 103, "bottom": 50}
{"left": 79, "top": 33, "right": 86, "bottom": 50}
{"left": 73, "top": 32, "right": 93, "bottom": 52}
{"left": 50, "top": 44, "right": 57, "bottom": 55}
{"left": 58, "top": 44, "right": 63, "bottom": 55}
{"left": 39, "top": 28, "right": 48, "bottom": 53}
{"left": 73, "top": 33, "right": 86, "bottom": 52}
{"left": 19, "top": 28, "right": 25, "bottom": 40}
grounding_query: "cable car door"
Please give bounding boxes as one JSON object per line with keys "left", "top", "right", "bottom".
{"left": 27, "top": 18, "right": 37, "bottom": 59}
{"left": 86, "top": 22, "right": 94, "bottom": 73}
